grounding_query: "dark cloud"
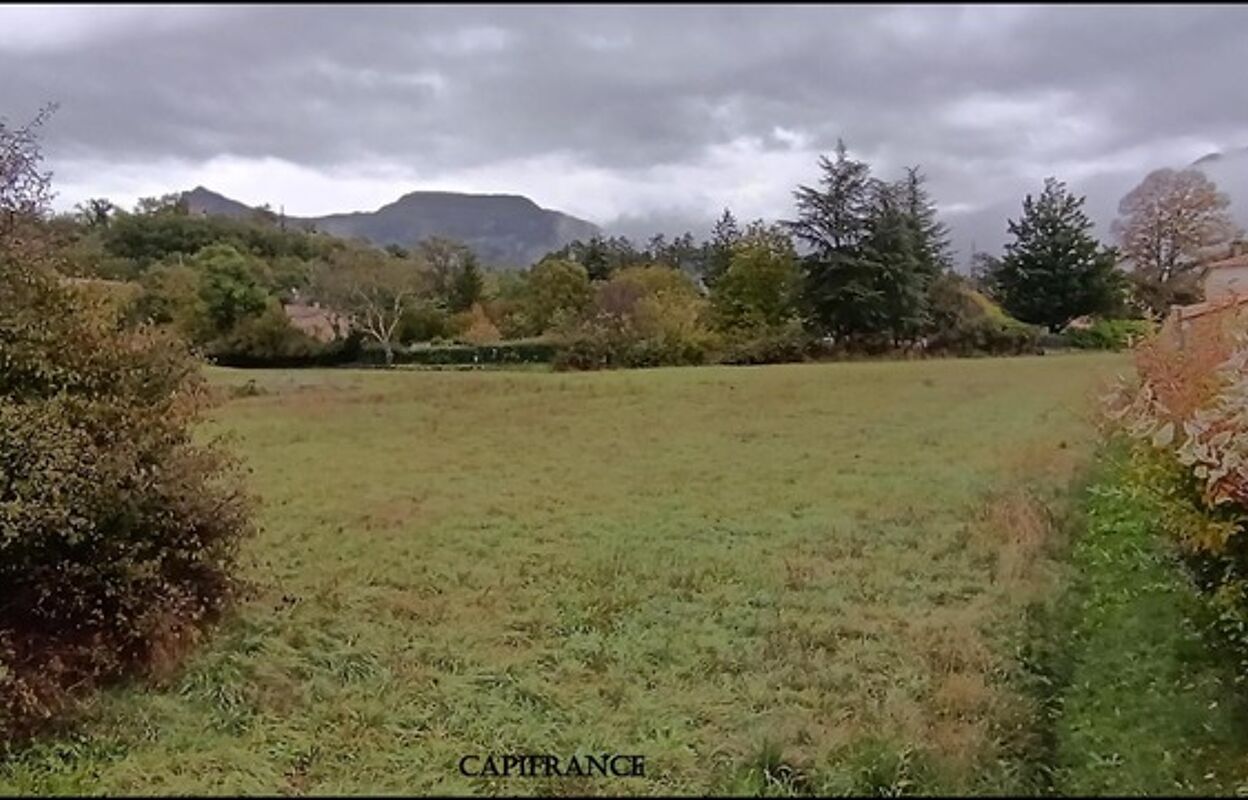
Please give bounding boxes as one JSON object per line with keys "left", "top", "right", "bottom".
{"left": 2, "top": 4, "right": 1245, "bottom": 264}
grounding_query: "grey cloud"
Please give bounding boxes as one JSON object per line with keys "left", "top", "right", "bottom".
{"left": 2, "top": 4, "right": 1246, "bottom": 262}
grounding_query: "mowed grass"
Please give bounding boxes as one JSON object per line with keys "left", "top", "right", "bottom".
{"left": 1, "top": 354, "right": 1126, "bottom": 795}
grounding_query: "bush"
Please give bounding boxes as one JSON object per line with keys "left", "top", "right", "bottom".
{"left": 553, "top": 265, "right": 718, "bottom": 371}
{"left": 926, "top": 314, "right": 1042, "bottom": 357}
{"left": 715, "top": 322, "right": 813, "bottom": 365}
{"left": 552, "top": 318, "right": 716, "bottom": 371}
{"left": 384, "top": 340, "right": 557, "bottom": 366}
{"left": 1066, "top": 318, "right": 1154, "bottom": 351}
{"left": 205, "top": 302, "right": 330, "bottom": 362}
{"left": 1038, "top": 331, "right": 1072, "bottom": 350}
{"left": 450, "top": 302, "right": 502, "bottom": 345}
{"left": 397, "top": 302, "right": 452, "bottom": 344}
{"left": 924, "top": 277, "right": 1043, "bottom": 357}
{"left": 0, "top": 248, "right": 253, "bottom": 738}
{"left": 1103, "top": 320, "right": 1248, "bottom": 661}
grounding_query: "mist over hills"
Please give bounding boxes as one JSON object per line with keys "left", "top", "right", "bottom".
{"left": 183, "top": 144, "right": 1246, "bottom": 275}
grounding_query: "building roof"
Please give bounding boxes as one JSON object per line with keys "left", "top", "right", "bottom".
{"left": 1173, "top": 292, "right": 1248, "bottom": 323}
{"left": 1207, "top": 253, "right": 1248, "bottom": 271}
{"left": 284, "top": 302, "right": 349, "bottom": 343}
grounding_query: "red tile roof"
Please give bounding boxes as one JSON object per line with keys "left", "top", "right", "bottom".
{"left": 1173, "top": 293, "right": 1248, "bottom": 322}
{"left": 1207, "top": 253, "right": 1248, "bottom": 271}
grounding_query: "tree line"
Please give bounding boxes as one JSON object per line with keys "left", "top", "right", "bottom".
{"left": 31, "top": 129, "right": 1246, "bottom": 369}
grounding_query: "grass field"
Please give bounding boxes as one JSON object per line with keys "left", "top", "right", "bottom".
{"left": 1043, "top": 452, "right": 1248, "bottom": 796}
{"left": 0, "top": 354, "right": 1129, "bottom": 795}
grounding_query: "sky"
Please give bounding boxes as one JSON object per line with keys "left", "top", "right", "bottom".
{"left": 3, "top": 3, "right": 1246, "bottom": 265}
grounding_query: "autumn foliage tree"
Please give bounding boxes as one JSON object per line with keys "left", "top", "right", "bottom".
{"left": 1112, "top": 168, "right": 1241, "bottom": 315}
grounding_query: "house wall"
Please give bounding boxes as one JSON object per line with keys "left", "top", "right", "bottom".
{"left": 1207, "top": 265, "right": 1248, "bottom": 300}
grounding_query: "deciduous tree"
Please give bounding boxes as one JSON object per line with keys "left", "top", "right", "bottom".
{"left": 311, "top": 247, "right": 428, "bottom": 365}
{"left": 710, "top": 222, "right": 800, "bottom": 330}
{"left": 1111, "top": 168, "right": 1240, "bottom": 314}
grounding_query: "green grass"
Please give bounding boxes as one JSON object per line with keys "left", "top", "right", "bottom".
{"left": 0, "top": 354, "right": 1127, "bottom": 795}
{"left": 1043, "top": 452, "right": 1248, "bottom": 796}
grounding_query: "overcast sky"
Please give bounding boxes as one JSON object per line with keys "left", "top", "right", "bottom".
{"left": 3, "top": 4, "right": 1246, "bottom": 264}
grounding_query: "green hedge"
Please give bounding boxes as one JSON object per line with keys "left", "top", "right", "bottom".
{"left": 385, "top": 340, "right": 557, "bottom": 366}
{"left": 925, "top": 315, "right": 1042, "bottom": 357}
{"left": 209, "top": 339, "right": 557, "bottom": 368}
{"left": 1066, "top": 319, "right": 1154, "bottom": 351}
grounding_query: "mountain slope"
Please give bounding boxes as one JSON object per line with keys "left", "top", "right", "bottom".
{"left": 183, "top": 186, "right": 256, "bottom": 219}
{"left": 1191, "top": 146, "right": 1248, "bottom": 231}
{"left": 181, "top": 187, "right": 600, "bottom": 268}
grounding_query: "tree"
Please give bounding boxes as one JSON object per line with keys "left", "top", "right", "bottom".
{"left": 986, "top": 177, "right": 1125, "bottom": 332}
{"left": 453, "top": 302, "right": 502, "bottom": 345}
{"left": 710, "top": 222, "right": 800, "bottom": 330}
{"left": 191, "top": 244, "right": 270, "bottom": 334}
{"left": 311, "top": 247, "right": 428, "bottom": 365}
{"left": 897, "top": 166, "right": 952, "bottom": 279}
{"left": 415, "top": 236, "right": 473, "bottom": 303}
{"left": 784, "top": 142, "right": 935, "bottom": 347}
{"left": 134, "top": 193, "right": 188, "bottom": 216}
{"left": 0, "top": 104, "right": 56, "bottom": 234}
{"left": 524, "top": 258, "right": 592, "bottom": 333}
{"left": 74, "top": 197, "right": 116, "bottom": 229}
{"left": 448, "top": 253, "right": 485, "bottom": 313}
{"left": 857, "top": 183, "right": 930, "bottom": 344}
{"left": 556, "top": 264, "right": 715, "bottom": 369}
{"left": 542, "top": 234, "right": 645, "bottom": 282}
{"left": 704, "top": 208, "right": 742, "bottom": 287}
{"left": 786, "top": 139, "right": 873, "bottom": 254}
{"left": 135, "top": 262, "right": 211, "bottom": 343}
{"left": 1112, "top": 168, "right": 1240, "bottom": 314}
{"left": 647, "top": 230, "right": 705, "bottom": 276}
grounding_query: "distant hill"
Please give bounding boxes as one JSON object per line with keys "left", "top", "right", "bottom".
{"left": 181, "top": 186, "right": 600, "bottom": 268}
{"left": 1190, "top": 146, "right": 1248, "bottom": 231}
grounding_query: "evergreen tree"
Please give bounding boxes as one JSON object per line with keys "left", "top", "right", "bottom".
{"left": 787, "top": 139, "right": 872, "bottom": 253}
{"left": 785, "top": 142, "right": 933, "bottom": 346}
{"left": 580, "top": 235, "right": 611, "bottom": 282}
{"left": 897, "top": 166, "right": 952, "bottom": 279}
{"left": 986, "top": 178, "right": 1125, "bottom": 331}
{"left": 860, "top": 183, "right": 929, "bottom": 344}
{"left": 449, "top": 254, "right": 485, "bottom": 313}
{"left": 704, "top": 208, "right": 741, "bottom": 287}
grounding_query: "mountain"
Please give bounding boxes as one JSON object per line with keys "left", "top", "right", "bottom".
{"left": 183, "top": 186, "right": 256, "bottom": 219}
{"left": 1190, "top": 146, "right": 1248, "bottom": 231}
{"left": 181, "top": 187, "right": 600, "bottom": 268}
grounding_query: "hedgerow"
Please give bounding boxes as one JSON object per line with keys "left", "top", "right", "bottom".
{"left": 1102, "top": 307, "right": 1248, "bottom": 660}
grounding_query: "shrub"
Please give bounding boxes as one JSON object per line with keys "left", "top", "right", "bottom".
{"left": 927, "top": 314, "right": 1042, "bottom": 357}
{"left": 1103, "top": 318, "right": 1248, "bottom": 659}
{"left": 1066, "top": 318, "right": 1154, "bottom": 351}
{"left": 384, "top": 340, "right": 557, "bottom": 366}
{"left": 206, "top": 302, "right": 328, "bottom": 362}
{"left": 1038, "top": 331, "right": 1072, "bottom": 350}
{"left": 715, "top": 322, "right": 813, "bottom": 365}
{"left": 552, "top": 265, "right": 718, "bottom": 371}
{"left": 924, "top": 277, "right": 1043, "bottom": 357}
{"left": 451, "top": 302, "right": 502, "bottom": 345}
{"left": 0, "top": 247, "right": 253, "bottom": 738}
{"left": 398, "top": 302, "right": 452, "bottom": 344}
